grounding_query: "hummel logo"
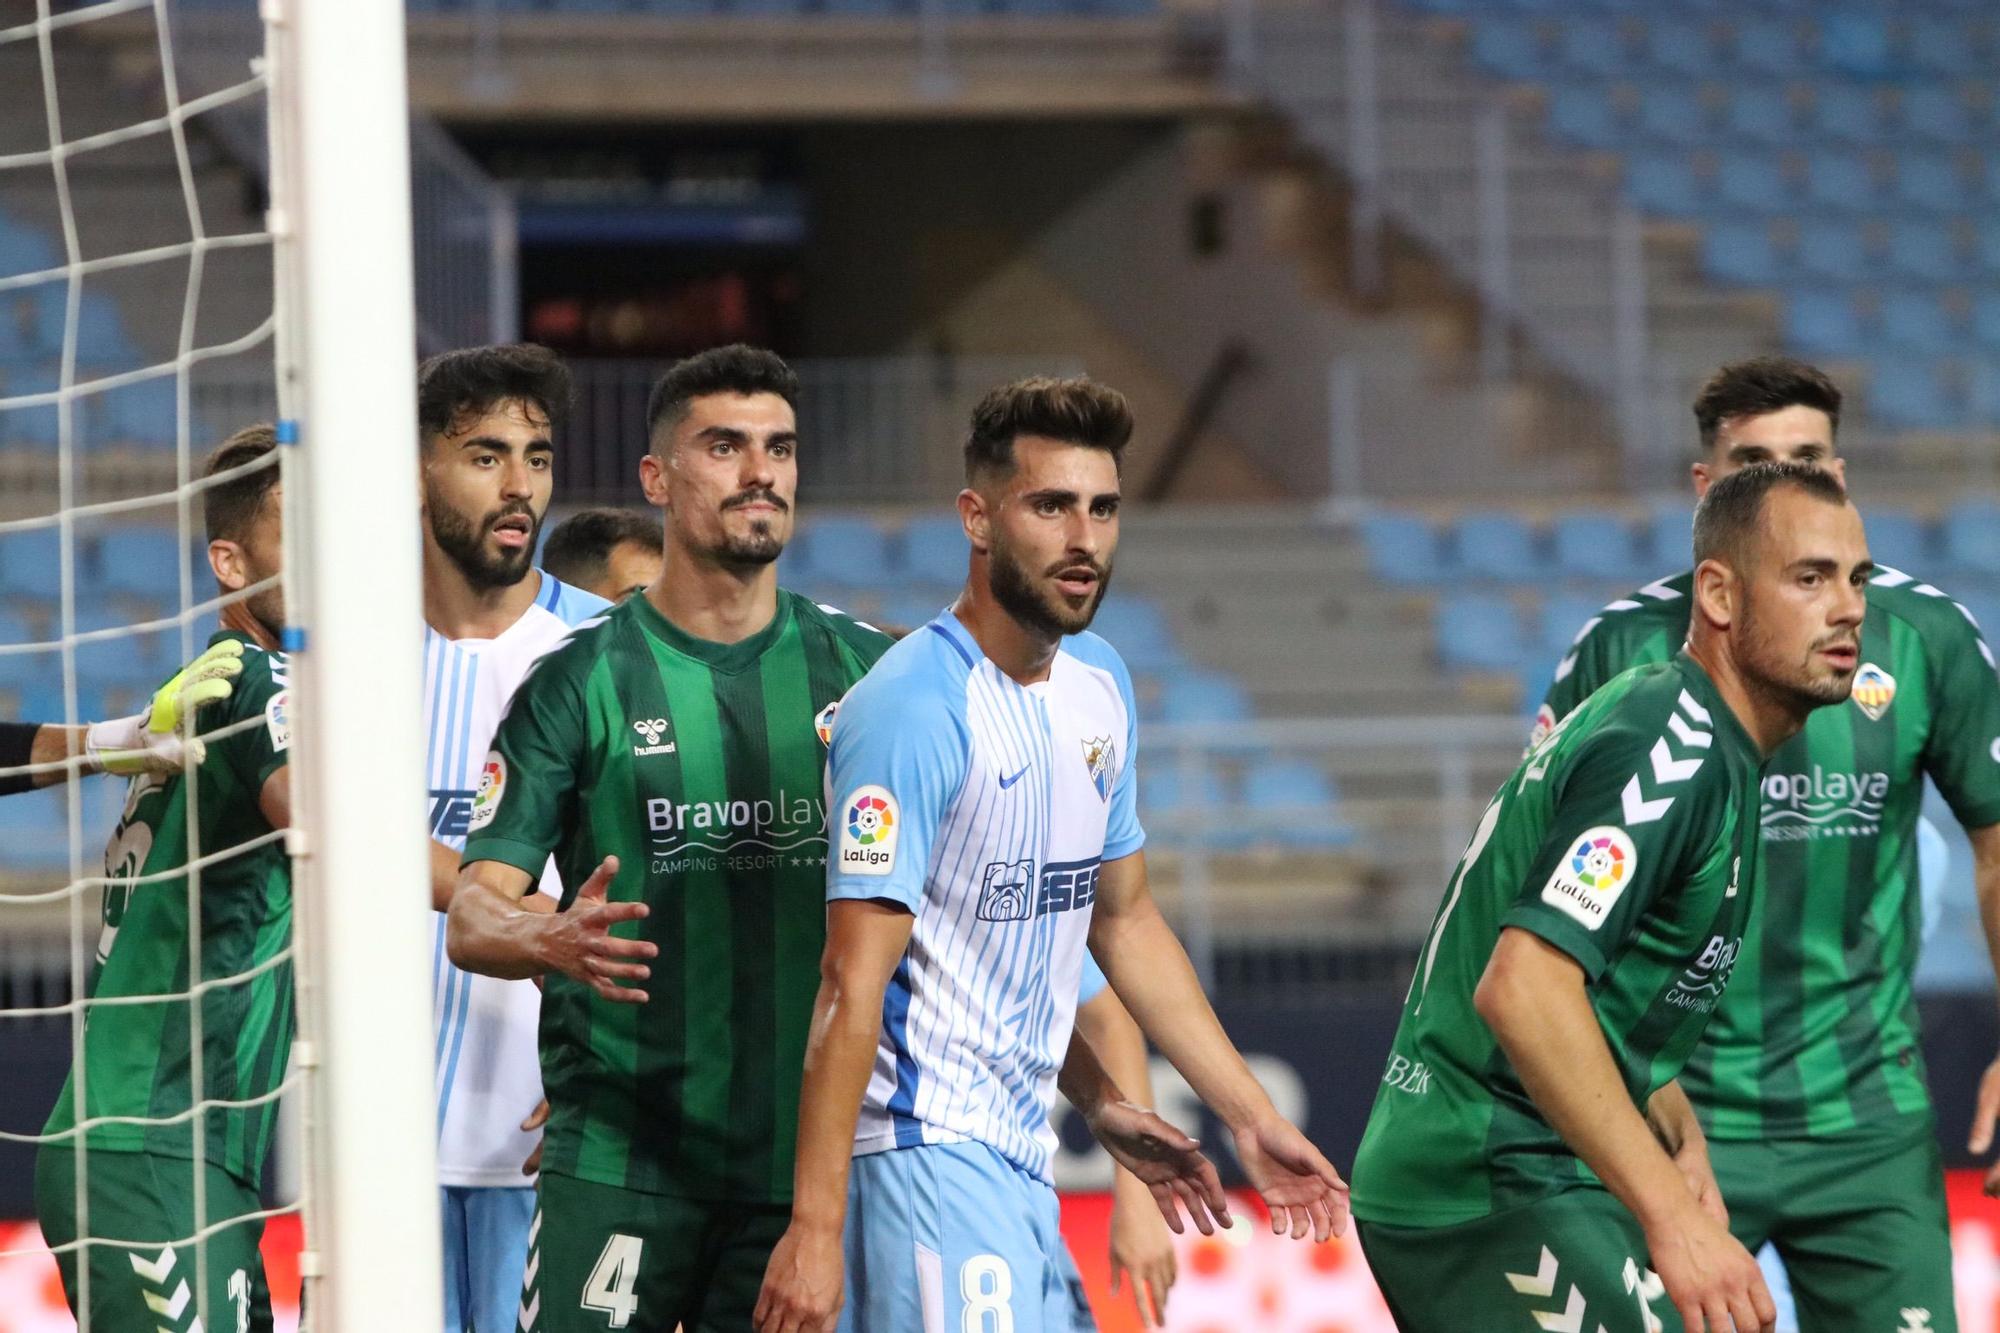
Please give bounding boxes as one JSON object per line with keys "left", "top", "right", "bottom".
{"left": 999, "top": 764, "right": 1030, "bottom": 790}
{"left": 632, "top": 718, "right": 676, "bottom": 756}
{"left": 1621, "top": 690, "right": 1712, "bottom": 825}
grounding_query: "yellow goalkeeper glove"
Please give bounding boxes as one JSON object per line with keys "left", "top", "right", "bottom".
{"left": 87, "top": 640, "right": 246, "bottom": 776}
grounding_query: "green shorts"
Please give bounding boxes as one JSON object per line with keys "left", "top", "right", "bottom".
{"left": 1357, "top": 1187, "right": 1676, "bottom": 1333}
{"left": 523, "top": 1171, "right": 789, "bottom": 1333}
{"left": 1709, "top": 1114, "right": 1955, "bottom": 1333}
{"left": 34, "top": 1145, "right": 273, "bottom": 1333}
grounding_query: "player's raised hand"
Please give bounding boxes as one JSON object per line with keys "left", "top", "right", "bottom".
{"left": 1643, "top": 1197, "right": 1775, "bottom": 1333}
{"left": 1087, "top": 1099, "right": 1232, "bottom": 1236}
{"left": 1969, "top": 1053, "right": 2000, "bottom": 1195}
{"left": 540, "top": 856, "right": 656, "bottom": 1004}
{"left": 90, "top": 639, "right": 245, "bottom": 776}
{"left": 754, "top": 1223, "right": 843, "bottom": 1333}
{"left": 1231, "top": 1115, "right": 1350, "bottom": 1243}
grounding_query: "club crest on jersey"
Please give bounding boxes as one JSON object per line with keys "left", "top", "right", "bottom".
{"left": 468, "top": 752, "right": 506, "bottom": 832}
{"left": 837, "top": 785, "right": 898, "bottom": 875}
{"left": 1082, "top": 736, "right": 1114, "bottom": 802}
{"left": 815, "top": 701, "right": 839, "bottom": 748}
{"left": 632, "top": 717, "right": 676, "bottom": 757}
{"left": 1540, "top": 824, "right": 1637, "bottom": 931}
{"left": 1851, "top": 663, "right": 1896, "bottom": 722}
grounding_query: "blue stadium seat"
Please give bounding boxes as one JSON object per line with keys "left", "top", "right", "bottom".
{"left": 1717, "top": 151, "right": 1787, "bottom": 213}
{"left": 1647, "top": 503, "right": 1692, "bottom": 568}
{"left": 96, "top": 530, "right": 185, "bottom": 600}
{"left": 1904, "top": 86, "right": 1973, "bottom": 144}
{"left": 1910, "top": 18, "right": 1979, "bottom": 76}
{"left": 1159, "top": 671, "right": 1253, "bottom": 725}
{"left": 1796, "top": 220, "right": 1868, "bottom": 280}
{"left": 1896, "top": 152, "right": 1973, "bottom": 212}
{"left": 1086, "top": 599, "right": 1181, "bottom": 673}
{"left": 1819, "top": 12, "right": 1891, "bottom": 78}
{"left": 1239, "top": 759, "right": 1357, "bottom": 851}
{"left": 1813, "top": 84, "right": 1890, "bottom": 143}
{"left": 795, "top": 515, "right": 893, "bottom": 588}
{"left": 0, "top": 529, "right": 62, "bottom": 602}
{"left": 1547, "top": 86, "right": 1619, "bottom": 148}
{"left": 1941, "top": 500, "right": 2000, "bottom": 576}
{"left": 1972, "top": 291, "right": 2000, "bottom": 349}
{"left": 1140, "top": 762, "right": 1246, "bottom": 852}
{"left": 1859, "top": 508, "right": 1934, "bottom": 573}
{"left": 1451, "top": 512, "right": 1544, "bottom": 582}
{"left": 1869, "top": 361, "right": 1965, "bottom": 431}
{"left": 99, "top": 377, "right": 178, "bottom": 450}
{"left": 1625, "top": 153, "right": 1702, "bottom": 215}
{"left": 1540, "top": 592, "right": 1611, "bottom": 657}
{"left": 0, "top": 220, "right": 57, "bottom": 279}
{"left": 1437, "top": 597, "right": 1528, "bottom": 673}
{"left": 1732, "top": 18, "right": 1804, "bottom": 75}
{"left": 897, "top": 514, "right": 965, "bottom": 586}
{"left": 1703, "top": 222, "right": 1781, "bottom": 284}
{"left": 0, "top": 403, "right": 60, "bottom": 452}
{"left": 1559, "top": 19, "right": 1625, "bottom": 76}
{"left": 1358, "top": 512, "right": 1443, "bottom": 585}
{"left": 1644, "top": 19, "right": 1712, "bottom": 76}
{"left": 0, "top": 788, "right": 79, "bottom": 872}
{"left": 1550, "top": 512, "right": 1643, "bottom": 582}
{"left": 1785, "top": 291, "right": 1866, "bottom": 356}
{"left": 1888, "top": 221, "right": 1965, "bottom": 282}
{"left": 1637, "top": 86, "right": 1705, "bottom": 145}
{"left": 1804, "top": 150, "right": 1876, "bottom": 211}
{"left": 1723, "top": 86, "right": 1795, "bottom": 146}
{"left": 74, "top": 294, "right": 134, "bottom": 367}
{"left": 1881, "top": 292, "right": 1956, "bottom": 353}
{"left": 1470, "top": 20, "right": 1545, "bottom": 79}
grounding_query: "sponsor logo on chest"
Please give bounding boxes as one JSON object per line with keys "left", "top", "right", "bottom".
{"left": 1759, "top": 764, "right": 1890, "bottom": 842}
{"left": 644, "top": 789, "right": 828, "bottom": 872}
{"left": 974, "top": 857, "right": 1101, "bottom": 922}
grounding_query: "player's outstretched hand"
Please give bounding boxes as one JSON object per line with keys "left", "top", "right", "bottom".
{"left": 1087, "top": 1099, "right": 1231, "bottom": 1236}
{"left": 541, "top": 856, "right": 655, "bottom": 1004}
{"left": 519, "top": 1099, "right": 549, "bottom": 1176}
{"left": 753, "top": 1223, "right": 843, "bottom": 1333}
{"left": 1109, "top": 1192, "right": 1178, "bottom": 1328}
{"left": 1231, "top": 1115, "right": 1350, "bottom": 1243}
{"left": 1643, "top": 1198, "right": 1775, "bottom": 1333}
{"left": 1968, "top": 1053, "right": 2000, "bottom": 1196}
{"left": 90, "top": 639, "right": 245, "bottom": 776}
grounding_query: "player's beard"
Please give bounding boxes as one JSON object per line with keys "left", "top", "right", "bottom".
{"left": 987, "top": 534, "right": 1110, "bottom": 639}
{"left": 1737, "top": 588, "right": 1857, "bottom": 711}
{"left": 700, "top": 486, "right": 789, "bottom": 570}
{"left": 428, "top": 484, "right": 540, "bottom": 593}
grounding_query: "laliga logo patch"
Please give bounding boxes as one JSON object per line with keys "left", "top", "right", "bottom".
{"left": 264, "top": 690, "right": 292, "bottom": 753}
{"left": 1082, "top": 736, "right": 1114, "bottom": 802}
{"left": 1540, "top": 824, "right": 1637, "bottom": 931}
{"left": 815, "top": 701, "right": 839, "bottom": 748}
{"left": 1850, "top": 663, "right": 1896, "bottom": 722}
{"left": 837, "top": 785, "right": 898, "bottom": 876}
{"left": 467, "top": 752, "right": 506, "bottom": 832}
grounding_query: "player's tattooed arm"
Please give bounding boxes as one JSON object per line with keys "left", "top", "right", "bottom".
{"left": 1476, "top": 928, "right": 1773, "bottom": 1333}
{"left": 1959, "top": 823, "right": 2000, "bottom": 1195}
{"left": 756, "top": 898, "right": 916, "bottom": 1333}
{"left": 446, "top": 855, "right": 653, "bottom": 1000}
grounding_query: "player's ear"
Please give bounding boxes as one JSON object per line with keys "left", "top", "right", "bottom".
{"left": 957, "top": 488, "right": 989, "bottom": 554}
{"left": 1693, "top": 557, "right": 1735, "bottom": 630}
{"left": 1690, "top": 459, "right": 1713, "bottom": 500}
{"left": 208, "top": 538, "right": 247, "bottom": 593}
{"left": 638, "top": 448, "right": 671, "bottom": 510}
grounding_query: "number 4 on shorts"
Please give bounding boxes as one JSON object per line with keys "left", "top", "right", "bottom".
{"left": 583, "top": 1234, "right": 643, "bottom": 1328}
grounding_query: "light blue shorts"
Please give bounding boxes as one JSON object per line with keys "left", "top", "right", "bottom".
{"left": 840, "top": 1141, "right": 1077, "bottom": 1333}
{"left": 440, "top": 1184, "right": 536, "bottom": 1333}
{"left": 1054, "top": 1242, "right": 1099, "bottom": 1333}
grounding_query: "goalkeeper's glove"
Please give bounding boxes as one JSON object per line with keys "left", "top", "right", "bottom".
{"left": 85, "top": 640, "right": 246, "bottom": 776}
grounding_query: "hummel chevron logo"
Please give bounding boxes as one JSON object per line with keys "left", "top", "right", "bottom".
{"left": 1531, "top": 1285, "right": 1588, "bottom": 1333}
{"left": 144, "top": 1279, "right": 192, "bottom": 1321}
{"left": 524, "top": 1247, "right": 541, "bottom": 1288}
{"left": 1621, "top": 694, "right": 1713, "bottom": 825}
{"left": 130, "top": 1248, "right": 176, "bottom": 1284}
{"left": 520, "top": 1293, "right": 541, "bottom": 1330}
{"left": 1505, "top": 1247, "right": 1557, "bottom": 1298}
{"left": 1649, "top": 738, "right": 1703, "bottom": 784}
{"left": 1638, "top": 578, "right": 1683, "bottom": 601}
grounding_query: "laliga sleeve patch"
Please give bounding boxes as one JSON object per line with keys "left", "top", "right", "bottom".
{"left": 837, "top": 784, "right": 898, "bottom": 876}
{"left": 1540, "top": 825, "right": 1637, "bottom": 931}
{"left": 1527, "top": 703, "right": 1556, "bottom": 751}
{"left": 468, "top": 752, "right": 506, "bottom": 832}
{"left": 264, "top": 690, "right": 292, "bottom": 753}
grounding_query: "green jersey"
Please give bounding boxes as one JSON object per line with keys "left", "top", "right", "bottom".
{"left": 462, "top": 590, "right": 892, "bottom": 1203}
{"left": 1352, "top": 656, "right": 1765, "bottom": 1228}
{"left": 43, "top": 632, "right": 294, "bottom": 1187}
{"left": 1538, "top": 568, "right": 2000, "bottom": 1139}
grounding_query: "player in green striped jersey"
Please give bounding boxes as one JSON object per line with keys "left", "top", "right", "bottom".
{"left": 36, "top": 426, "right": 294, "bottom": 1333}
{"left": 448, "top": 347, "right": 894, "bottom": 1332}
{"left": 1536, "top": 360, "right": 2000, "bottom": 1332}
{"left": 1354, "top": 463, "right": 1871, "bottom": 1333}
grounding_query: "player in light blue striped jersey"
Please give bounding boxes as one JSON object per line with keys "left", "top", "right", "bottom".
{"left": 755, "top": 377, "right": 1345, "bottom": 1333}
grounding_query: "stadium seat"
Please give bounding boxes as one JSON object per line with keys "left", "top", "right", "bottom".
{"left": 1647, "top": 503, "right": 1692, "bottom": 568}
{"left": 1859, "top": 508, "right": 1934, "bottom": 574}
{"left": 896, "top": 515, "right": 966, "bottom": 586}
{"left": 1550, "top": 512, "right": 1643, "bottom": 582}
{"left": 1896, "top": 152, "right": 1973, "bottom": 213}
{"left": 1941, "top": 500, "right": 2000, "bottom": 576}
{"left": 0, "top": 403, "right": 60, "bottom": 452}
{"left": 1450, "top": 512, "right": 1543, "bottom": 582}
{"left": 1717, "top": 151, "right": 1787, "bottom": 214}
{"left": 1140, "top": 761, "right": 1246, "bottom": 853}
{"left": 99, "top": 377, "right": 179, "bottom": 450}
{"left": 1972, "top": 292, "right": 2000, "bottom": 349}
{"left": 1804, "top": 151, "right": 1876, "bottom": 211}
{"left": 1239, "top": 759, "right": 1357, "bottom": 851}
{"left": 1702, "top": 222, "right": 1781, "bottom": 284}
{"left": 1903, "top": 86, "right": 1974, "bottom": 144}
{"left": 95, "top": 530, "right": 186, "bottom": 600}
{"left": 1357, "top": 512, "right": 1443, "bottom": 585}
{"left": 1812, "top": 84, "right": 1890, "bottom": 144}
{"left": 1537, "top": 595, "right": 1606, "bottom": 663}
{"left": 1643, "top": 19, "right": 1713, "bottom": 77}
{"left": 1880, "top": 292, "right": 1956, "bottom": 353}
{"left": 1869, "top": 361, "right": 1966, "bottom": 431}
{"left": 1637, "top": 87, "right": 1705, "bottom": 145}
{"left": 1159, "top": 671, "right": 1253, "bottom": 727}
{"left": 1784, "top": 290, "right": 1866, "bottom": 356}
{"left": 1910, "top": 18, "right": 1979, "bottom": 76}
{"left": 0, "top": 219, "right": 57, "bottom": 279}
{"left": 1547, "top": 86, "right": 1619, "bottom": 149}
{"left": 1559, "top": 20, "right": 1624, "bottom": 76}
{"left": 1732, "top": 18, "right": 1804, "bottom": 76}
{"left": 1887, "top": 221, "right": 1966, "bottom": 282}
{"left": 1723, "top": 85, "right": 1795, "bottom": 146}
{"left": 0, "top": 529, "right": 63, "bottom": 602}
{"left": 1625, "top": 153, "right": 1701, "bottom": 216}
{"left": 1819, "top": 12, "right": 1892, "bottom": 78}
{"left": 1435, "top": 596, "right": 1528, "bottom": 673}
{"left": 1086, "top": 599, "right": 1182, "bottom": 673}
{"left": 0, "top": 788, "right": 78, "bottom": 872}
{"left": 793, "top": 515, "right": 893, "bottom": 589}
{"left": 1796, "top": 219, "right": 1868, "bottom": 281}
{"left": 1470, "top": 20, "right": 1545, "bottom": 80}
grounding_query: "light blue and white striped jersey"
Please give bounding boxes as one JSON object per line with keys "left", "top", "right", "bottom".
{"left": 425, "top": 571, "right": 607, "bottom": 1188}
{"left": 827, "top": 610, "right": 1144, "bottom": 1183}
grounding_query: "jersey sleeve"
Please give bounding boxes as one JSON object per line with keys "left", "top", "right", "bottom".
{"left": 824, "top": 666, "right": 969, "bottom": 913}
{"left": 1921, "top": 604, "right": 2000, "bottom": 830}
{"left": 215, "top": 645, "right": 291, "bottom": 796}
{"left": 1501, "top": 714, "right": 1724, "bottom": 979}
{"left": 461, "top": 649, "right": 589, "bottom": 879}
{"left": 1077, "top": 953, "right": 1109, "bottom": 1006}
{"left": 1534, "top": 612, "right": 1628, "bottom": 745}
{"left": 1105, "top": 660, "right": 1144, "bottom": 862}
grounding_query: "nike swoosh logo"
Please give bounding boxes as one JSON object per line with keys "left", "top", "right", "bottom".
{"left": 999, "top": 765, "right": 1030, "bottom": 789}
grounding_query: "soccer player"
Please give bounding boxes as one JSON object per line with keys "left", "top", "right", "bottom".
{"left": 1538, "top": 359, "right": 2000, "bottom": 1332}
{"left": 445, "top": 345, "right": 896, "bottom": 1332}
{"left": 415, "top": 344, "right": 610, "bottom": 1333}
{"left": 0, "top": 644, "right": 243, "bottom": 795}
{"left": 36, "top": 425, "right": 294, "bottom": 1333}
{"left": 1350, "top": 461, "right": 1870, "bottom": 1333}
{"left": 754, "top": 376, "right": 1346, "bottom": 1333}
{"left": 540, "top": 507, "right": 663, "bottom": 603}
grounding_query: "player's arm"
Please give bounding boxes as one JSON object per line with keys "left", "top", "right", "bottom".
{"left": 429, "top": 838, "right": 552, "bottom": 915}
{"left": 755, "top": 898, "right": 914, "bottom": 1333}
{"left": 1090, "top": 850, "right": 1347, "bottom": 1242}
{"left": 447, "top": 856, "right": 647, "bottom": 997}
{"left": 1073, "top": 984, "right": 1180, "bottom": 1326}
{"left": 1646, "top": 1079, "right": 1727, "bottom": 1225}
{"left": 1959, "top": 822, "right": 2000, "bottom": 1192}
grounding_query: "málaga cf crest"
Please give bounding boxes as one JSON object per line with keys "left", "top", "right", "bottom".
{"left": 1082, "top": 736, "right": 1114, "bottom": 802}
{"left": 1851, "top": 663, "right": 1896, "bottom": 722}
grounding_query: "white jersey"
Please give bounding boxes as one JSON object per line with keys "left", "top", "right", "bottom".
{"left": 824, "top": 610, "right": 1144, "bottom": 1183}
{"left": 426, "top": 572, "right": 608, "bottom": 1188}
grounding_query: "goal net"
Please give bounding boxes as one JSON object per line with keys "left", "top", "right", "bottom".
{"left": 0, "top": 1, "right": 439, "bottom": 1328}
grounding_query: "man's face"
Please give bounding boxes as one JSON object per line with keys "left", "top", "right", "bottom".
{"left": 212, "top": 481, "right": 286, "bottom": 640}
{"left": 1694, "top": 405, "right": 1843, "bottom": 498}
{"left": 599, "top": 539, "right": 663, "bottom": 602}
{"left": 422, "top": 398, "right": 554, "bottom": 592}
{"left": 1727, "top": 488, "right": 1871, "bottom": 709}
{"left": 978, "top": 437, "right": 1120, "bottom": 639}
{"left": 641, "top": 392, "right": 797, "bottom": 569}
